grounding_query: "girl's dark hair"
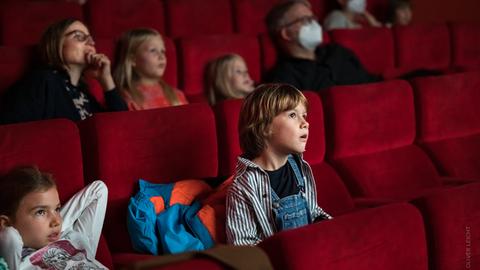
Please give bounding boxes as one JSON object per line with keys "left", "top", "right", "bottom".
{"left": 387, "top": 0, "right": 411, "bottom": 23}
{"left": 39, "top": 18, "right": 79, "bottom": 69}
{"left": 0, "top": 166, "right": 56, "bottom": 219}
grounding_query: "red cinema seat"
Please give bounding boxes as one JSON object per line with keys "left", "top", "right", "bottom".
{"left": 330, "top": 27, "right": 395, "bottom": 76}
{"left": 85, "top": 0, "right": 166, "bottom": 39}
{"left": 0, "top": 1, "right": 83, "bottom": 46}
{"left": 450, "top": 22, "right": 480, "bottom": 71}
{"left": 412, "top": 182, "right": 480, "bottom": 270}
{"left": 233, "top": 0, "right": 280, "bottom": 35}
{"left": 178, "top": 34, "right": 261, "bottom": 102}
{"left": 0, "top": 119, "right": 113, "bottom": 268}
{"left": 366, "top": 0, "right": 389, "bottom": 22}
{"left": 165, "top": 0, "right": 234, "bottom": 38}
{"left": 393, "top": 23, "right": 451, "bottom": 73}
{"left": 0, "top": 46, "right": 34, "bottom": 96}
{"left": 79, "top": 104, "right": 219, "bottom": 267}
{"left": 260, "top": 203, "right": 428, "bottom": 270}
{"left": 411, "top": 71, "right": 480, "bottom": 180}
{"left": 321, "top": 80, "right": 446, "bottom": 200}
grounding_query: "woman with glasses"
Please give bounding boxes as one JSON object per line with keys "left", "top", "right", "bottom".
{"left": 0, "top": 18, "right": 127, "bottom": 124}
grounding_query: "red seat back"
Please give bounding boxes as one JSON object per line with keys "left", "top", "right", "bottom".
{"left": 393, "top": 23, "right": 451, "bottom": 72}
{"left": 0, "top": 119, "right": 84, "bottom": 202}
{"left": 178, "top": 34, "right": 261, "bottom": 101}
{"left": 0, "top": 2, "right": 83, "bottom": 46}
{"left": 165, "top": 0, "right": 234, "bottom": 38}
{"left": 411, "top": 71, "right": 480, "bottom": 178}
{"left": 322, "top": 80, "right": 441, "bottom": 199}
{"left": 80, "top": 105, "right": 218, "bottom": 253}
{"left": 233, "top": 0, "right": 281, "bottom": 35}
{"left": 85, "top": 0, "right": 165, "bottom": 39}
{"left": 330, "top": 27, "right": 395, "bottom": 75}
{"left": 450, "top": 22, "right": 480, "bottom": 70}
{"left": 0, "top": 46, "right": 34, "bottom": 96}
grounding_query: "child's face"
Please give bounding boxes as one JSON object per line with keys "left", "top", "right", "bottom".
{"left": 267, "top": 103, "right": 309, "bottom": 155}
{"left": 394, "top": 6, "right": 412, "bottom": 26}
{"left": 12, "top": 187, "right": 62, "bottom": 249}
{"left": 133, "top": 36, "right": 167, "bottom": 83}
{"left": 229, "top": 58, "right": 254, "bottom": 96}
{"left": 62, "top": 21, "right": 96, "bottom": 69}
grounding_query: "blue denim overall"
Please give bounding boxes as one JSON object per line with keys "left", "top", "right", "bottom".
{"left": 271, "top": 155, "right": 312, "bottom": 231}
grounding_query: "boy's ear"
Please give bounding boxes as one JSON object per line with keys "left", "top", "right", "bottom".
{"left": 0, "top": 215, "right": 11, "bottom": 230}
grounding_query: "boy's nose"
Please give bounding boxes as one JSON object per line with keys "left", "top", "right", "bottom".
{"left": 302, "top": 120, "right": 309, "bottom": 128}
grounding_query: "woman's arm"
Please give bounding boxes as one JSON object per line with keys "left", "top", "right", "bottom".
{"left": 60, "top": 180, "right": 108, "bottom": 257}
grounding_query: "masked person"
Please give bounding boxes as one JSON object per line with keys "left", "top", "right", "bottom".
{"left": 324, "top": 0, "right": 382, "bottom": 30}
{"left": 264, "top": 0, "right": 380, "bottom": 92}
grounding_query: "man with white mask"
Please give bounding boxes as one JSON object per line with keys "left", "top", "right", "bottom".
{"left": 324, "top": 0, "right": 382, "bottom": 30}
{"left": 265, "top": 0, "right": 379, "bottom": 92}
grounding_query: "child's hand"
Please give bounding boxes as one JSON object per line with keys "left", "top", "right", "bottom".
{"left": 85, "top": 52, "right": 116, "bottom": 91}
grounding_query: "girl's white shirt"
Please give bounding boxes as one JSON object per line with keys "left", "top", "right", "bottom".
{"left": 0, "top": 180, "right": 108, "bottom": 270}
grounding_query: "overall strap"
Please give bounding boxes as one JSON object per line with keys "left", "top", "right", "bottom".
{"left": 287, "top": 155, "right": 305, "bottom": 191}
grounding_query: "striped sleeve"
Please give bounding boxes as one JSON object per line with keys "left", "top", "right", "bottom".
{"left": 226, "top": 181, "right": 262, "bottom": 246}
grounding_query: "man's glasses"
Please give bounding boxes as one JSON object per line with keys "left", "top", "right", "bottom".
{"left": 65, "top": 30, "right": 94, "bottom": 43}
{"left": 282, "top": 15, "right": 318, "bottom": 28}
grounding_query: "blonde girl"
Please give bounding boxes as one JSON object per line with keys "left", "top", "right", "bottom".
{"left": 206, "top": 54, "right": 254, "bottom": 105}
{"left": 114, "top": 28, "right": 188, "bottom": 110}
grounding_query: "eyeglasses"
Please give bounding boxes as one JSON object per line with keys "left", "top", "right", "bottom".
{"left": 282, "top": 15, "right": 318, "bottom": 28}
{"left": 65, "top": 30, "right": 94, "bottom": 43}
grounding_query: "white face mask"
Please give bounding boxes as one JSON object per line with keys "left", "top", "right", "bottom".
{"left": 298, "top": 20, "right": 323, "bottom": 51}
{"left": 347, "top": 0, "right": 366, "bottom": 14}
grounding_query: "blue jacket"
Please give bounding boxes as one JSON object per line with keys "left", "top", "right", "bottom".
{"left": 127, "top": 179, "right": 215, "bottom": 254}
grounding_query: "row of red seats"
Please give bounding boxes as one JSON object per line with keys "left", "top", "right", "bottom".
{"left": 1, "top": 71, "right": 479, "bottom": 269}
{"left": 0, "top": 0, "right": 391, "bottom": 41}
{"left": 1, "top": 22, "right": 479, "bottom": 102}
